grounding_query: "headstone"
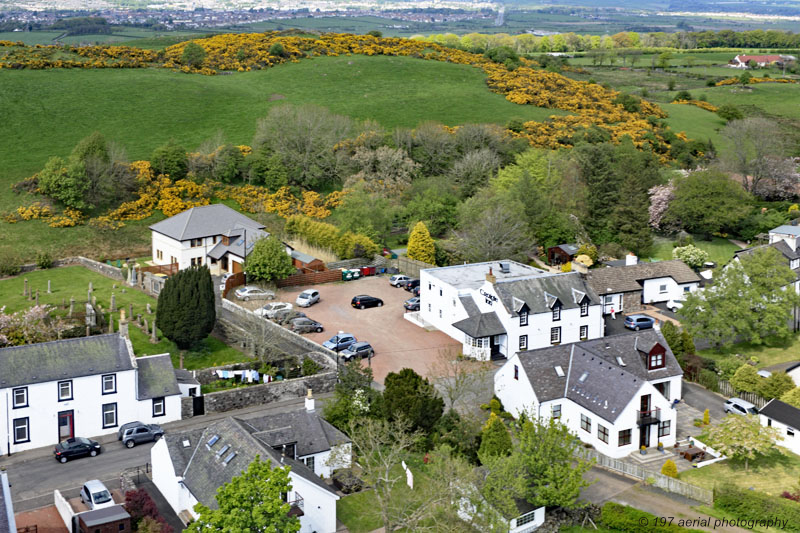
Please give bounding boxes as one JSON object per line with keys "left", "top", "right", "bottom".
{"left": 108, "top": 313, "right": 114, "bottom": 333}
{"left": 119, "top": 309, "right": 128, "bottom": 338}
{"left": 121, "top": 288, "right": 126, "bottom": 293}
{"left": 143, "top": 318, "right": 149, "bottom": 334}
{"left": 92, "top": 295, "right": 97, "bottom": 306}
{"left": 35, "top": 289, "right": 39, "bottom": 306}
{"left": 110, "top": 293, "right": 116, "bottom": 312}
{"left": 23, "top": 278, "right": 28, "bottom": 297}
{"left": 89, "top": 281, "right": 93, "bottom": 291}
{"left": 129, "top": 303, "right": 133, "bottom": 320}
{"left": 69, "top": 297, "right": 75, "bottom": 317}
{"left": 86, "top": 325, "right": 91, "bottom": 337}
{"left": 47, "top": 280, "right": 51, "bottom": 294}
{"left": 137, "top": 313, "right": 142, "bottom": 326}
{"left": 150, "top": 315, "right": 158, "bottom": 343}
{"left": 113, "top": 283, "right": 117, "bottom": 289}
{"left": 85, "top": 303, "right": 96, "bottom": 327}
{"left": 129, "top": 265, "right": 137, "bottom": 287}
{"left": 87, "top": 288, "right": 92, "bottom": 303}
{"left": 147, "top": 303, "right": 152, "bottom": 314}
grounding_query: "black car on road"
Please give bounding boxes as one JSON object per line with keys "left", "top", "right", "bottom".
{"left": 54, "top": 437, "right": 101, "bottom": 463}
{"left": 118, "top": 421, "right": 164, "bottom": 448}
{"left": 351, "top": 295, "right": 384, "bottom": 309}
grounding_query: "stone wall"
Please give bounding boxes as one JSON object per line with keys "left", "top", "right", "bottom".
{"left": 13, "top": 256, "right": 125, "bottom": 280}
{"left": 623, "top": 291, "right": 643, "bottom": 313}
{"left": 181, "top": 397, "right": 195, "bottom": 419}
{"left": 193, "top": 351, "right": 334, "bottom": 385}
{"left": 202, "top": 371, "right": 336, "bottom": 414}
{"left": 537, "top": 505, "right": 601, "bottom": 533}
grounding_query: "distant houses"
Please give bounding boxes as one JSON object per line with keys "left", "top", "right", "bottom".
{"left": 729, "top": 54, "right": 796, "bottom": 69}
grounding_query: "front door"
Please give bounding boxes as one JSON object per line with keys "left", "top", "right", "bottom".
{"left": 491, "top": 336, "right": 502, "bottom": 358}
{"left": 640, "top": 394, "right": 651, "bottom": 414}
{"left": 58, "top": 410, "right": 74, "bottom": 441}
{"left": 640, "top": 425, "right": 650, "bottom": 448}
{"left": 221, "top": 257, "right": 229, "bottom": 272}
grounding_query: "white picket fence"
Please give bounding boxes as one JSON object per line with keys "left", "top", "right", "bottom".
{"left": 578, "top": 448, "right": 714, "bottom": 504}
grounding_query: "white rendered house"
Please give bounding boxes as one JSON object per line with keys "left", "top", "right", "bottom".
{"left": 417, "top": 260, "right": 604, "bottom": 361}
{"left": 151, "top": 407, "right": 345, "bottom": 533}
{"left": 733, "top": 224, "right": 800, "bottom": 293}
{"left": 495, "top": 330, "right": 683, "bottom": 458}
{"left": 0, "top": 334, "right": 181, "bottom": 455}
{"left": 149, "top": 204, "right": 274, "bottom": 275}
{"left": 759, "top": 399, "right": 798, "bottom": 455}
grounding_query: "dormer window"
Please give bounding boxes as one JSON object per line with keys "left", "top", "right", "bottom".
{"left": 222, "top": 236, "right": 230, "bottom": 246}
{"left": 649, "top": 352, "right": 664, "bottom": 369}
{"left": 580, "top": 301, "right": 589, "bottom": 317}
{"left": 552, "top": 305, "right": 561, "bottom": 321}
{"left": 520, "top": 311, "right": 528, "bottom": 326}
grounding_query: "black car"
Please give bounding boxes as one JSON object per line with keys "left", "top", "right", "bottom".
{"left": 117, "top": 421, "right": 164, "bottom": 448}
{"left": 412, "top": 285, "right": 420, "bottom": 297}
{"left": 54, "top": 437, "right": 101, "bottom": 463}
{"left": 340, "top": 342, "right": 374, "bottom": 362}
{"left": 404, "top": 279, "right": 420, "bottom": 292}
{"left": 404, "top": 297, "right": 420, "bottom": 311}
{"left": 351, "top": 295, "right": 384, "bottom": 309}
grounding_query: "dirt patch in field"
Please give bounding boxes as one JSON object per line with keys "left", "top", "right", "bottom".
{"left": 268, "top": 93, "right": 286, "bottom": 101}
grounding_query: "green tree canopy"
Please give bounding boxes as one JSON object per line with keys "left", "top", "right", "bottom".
{"left": 247, "top": 149, "right": 289, "bottom": 190}
{"left": 679, "top": 247, "right": 800, "bottom": 347}
{"left": 182, "top": 42, "right": 207, "bottom": 68}
{"left": 672, "top": 244, "right": 710, "bottom": 269}
{"left": 730, "top": 364, "right": 760, "bottom": 393}
{"left": 407, "top": 221, "right": 436, "bottom": 264}
{"left": 157, "top": 266, "right": 216, "bottom": 349}
{"left": 759, "top": 372, "right": 795, "bottom": 400}
{"left": 663, "top": 170, "right": 751, "bottom": 237}
{"left": 246, "top": 236, "right": 295, "bottom": 282}
{"left": 478, "top": 412, "right": 512, "bottom": 462}
{"left": 708, "top": 415, "right": 780, "bottom": 470}
{"left": 37, "top": 156, "right": 90, "bottom": 210}
{"left": 383, "top": 368, "right": 444, "bottom": 434}
{"left": 186, "top": 455, "right": 300, "bottom": 533}
{"left": 151, "top": 139, "right": 189, "bottom": 180}
{"left": 781, "top": 387, "right": 800, "bottom": 409}
{"left": 212, "top": 144, "right": 245, "bottom": 183}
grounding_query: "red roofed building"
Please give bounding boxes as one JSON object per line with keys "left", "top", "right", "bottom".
{"left": 730, "top": 54, "right": 794, "bottom": 68}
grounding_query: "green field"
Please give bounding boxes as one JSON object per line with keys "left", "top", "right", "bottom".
{"left": 686, "top": 83, "right": 800, "bottom": 121}
{"left": 661, "top": 103, "right": 728, "bottom": 150}
{"left": 680, "top": 447, "right": 800, "bottom": 496}
{"left": 0, "top": 28, "right": 202, "bottom": 46}
{"left": 649, "top": 235, "right": 740, "bottom": 265}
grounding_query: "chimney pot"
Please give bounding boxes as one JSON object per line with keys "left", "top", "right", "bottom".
{"left": 305, "top": 389, "right": 315, "bottom": 412}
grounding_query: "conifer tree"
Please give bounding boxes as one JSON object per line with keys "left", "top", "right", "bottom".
{"left": 157, "top": 266, "right": 216, "bottom": 349}
{"left": 407, "top": 221, "right": 436, "bottom": 264}
{"left": 478, "top": 412, "right": 512, "bottom": 462}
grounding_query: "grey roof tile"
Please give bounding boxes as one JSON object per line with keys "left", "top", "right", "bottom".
{"left": 137, "top": 354, "right": 181, "bottom": 400}
{"left": 242, "top": 409, "right": 350, "bottom": 458}
{"left": 494, "top": 272, "right": 599, "bottom": 315}
{"left": 452, "top": 311, "right": 506, "bottom": 338}
{"left": 174, "top": 368, "right": 200, "bottom": 385}
{"left": 771, "top": 225, "right": 800, "bottom": 237}
{"left": 291, "top": 250, "right": 318, "bottom": 264}
{"left": 207, "top": 226, "right": 270, "bottom": 260}
{"left": 80, "top": 505, "right": 130, "bottom": 527}
{"left": 586, "top": 260, "right": 700, "bottom": 294}
{"left": 0, "top": 334, "right": 133, "bottom": 389}
{"left": 149, "top": 204, "right": 265, "bottom": 242}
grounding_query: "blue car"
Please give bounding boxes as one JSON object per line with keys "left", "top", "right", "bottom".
{"left": 323, "top": 333, "right": 357, "bottom": 351}
{"left": 624, "top": 315, "right": 655, "bottom": 331}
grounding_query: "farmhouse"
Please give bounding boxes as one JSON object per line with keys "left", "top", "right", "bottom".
{"left": 151, "top": 402, "right": 345, "bottom": 532}
{"left": 494, "top": 330, "right": 682, "bottom": 458}
{"left": 149, "top": 203, "right": 287, "bottom": 275}
{"left": 0, "top": 334, "right": 181, "bottom": 455}
{"left": 759, "top": 399, "right": 800, "bottom": 455}
{"left": 417, "top": 260, "right": 603, "bottom": 361}
{"left": 586, "top": 258, "right": 700, "bottom": 315}
{"left": 730, "top": 54, "right": 795, "bottom": 68}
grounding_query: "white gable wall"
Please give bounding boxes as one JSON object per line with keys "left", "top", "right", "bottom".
{"left": 641, "top": 277, "right": 698, "bottom": 305}
{"left": 288, "top": 472, "right": 339, "bottom": 533}
{"left": 151, "top": 232, "right": 222, "bottom": 271}
{"left": 760, "top": 414, "right": 800, "bottom": 456}
{"left": 494, "top": 353, "right": 540, "bottom": 417}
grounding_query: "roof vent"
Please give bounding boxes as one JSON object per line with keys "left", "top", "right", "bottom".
{"left": 578, "top": 372, "right": 589, "bottom": 383}
{"left": 616, "top": 357, "right": 626, "bottom": 367}
{"left": 222, "top": 452, "right": 237, "bottom": 466}
{"left": 182, "top": 440, "right": 191, "bottom": 448}
{"left": 555, "top": 366, "right": 565, "bottom": 377}
{"left": 499, "top": 262, "right": 511, "bottom": 274}
{"left": 207, "top": 435, "right": 219, "bottom": 449}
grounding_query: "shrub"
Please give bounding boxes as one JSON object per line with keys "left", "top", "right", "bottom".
{"left": 268, "top": 42, "right": 287, "bottom": 57}
{"left": 717, "top": 104, "right": 744, "bottom": 122}
{"left": 0, "top": 254, "right": 21, "bottom": 277}
{"left": 715, "top": 485, "right": 800, "bottom": 531}
{"left": 759, "top": 372, "right": 795, "bottom": 400}
{"left": 36, "top": 252, "right": 53, "bottom": 270}
{"left": 668, "top": 79, "right": 676, "bottom": 90}
{"left": 672, "top": 244, "right": 709, "bottom": 269}
{"left": 301, "top": 357, "right": 322, "bottom": 376}
{"left": 661, "top": 459, "right": 678, "bottom": 478}
{"left": 731, "top": 364, "right": 760, "bottom": 393}
{"left": 698, "top": 369, "right": 719, "bottom": 392}
{"left": 560, "top": 261, "right": 573, "bottom": 272}
{"left": 703, "top": 409, "right": 710, "bottom": 425}
{"left": 661, "top": 321, "right": 680, "bottom": 353}
{"left": 672, "top": 90, "right": 692, "bottom": 101}
{"left": 600, "top": 502, "right": 699, "bottom": 532}
{"left": 716, "top": 356, "right": 743, "bottom": 380}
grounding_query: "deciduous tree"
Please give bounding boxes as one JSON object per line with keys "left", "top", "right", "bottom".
{"left": 37, "top": 156, "right": 90, "bottom": 209}
{"left": 344, "top": 146, "right": 418, "bottom": 197}
{"left": 781, "top": 387, "right": 800, "bottom": 409}
{"left": 708, "top": 415, "right": 781, "bottom": 470}
{"left": 730, "top": 364, "right": 760, "bottom": 393}
{"left": 150, "top": 139, "right": 189, "bottom": 180}
{"left": 186, "top": 455, "right": 300, "bottom": 532}
{"left": 759, "top": 372, "right": 795, "bottom": 400}
{"left": 181, "top": 42, "right": 207, "bottom": 68}
{"left": 672, "top": 244, "right": 709, "bottom": 269}
{"left": 246, "top": 236, "right": 295, "bottom": 282}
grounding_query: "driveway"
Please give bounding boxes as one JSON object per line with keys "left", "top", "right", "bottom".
{"left": 266, "top": 276, "right": 460, "bottom": 383}
{"left": 682, "top": 381, "right": 727, "bottom": 423}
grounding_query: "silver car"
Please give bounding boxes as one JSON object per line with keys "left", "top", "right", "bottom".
{"left": 118, "top": 421, "right": 164, "bottom": 448}
{"left": 80, "top": 480, "right": 115, "bottom": 510}
{"left": 235, "top": 286, "right": 276, "bottom": 302}
{"left": 255, "top": 302, "right": 292, "bottom": 319}
{"left": 296, "top": 289, "right": 320, "bottom": 308}
{"left": 291, "top": 317, "right": 324, "bottom": 333}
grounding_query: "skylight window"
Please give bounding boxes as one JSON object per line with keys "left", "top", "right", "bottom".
{"left": 578, "top": 372, "right": 589, "bottom": 383}
{"left": 616, "top": 357, "right": 626, "bottom": 367}
{"left": 207, "top": 435, "right": 219, "bottom": 448}
{"left": 555, "top": 366, "right": 565, "bottom": 377}
{"left": 216, "top": 444, "right": 230, "bottom": 458}
{"left": 182, "top": 440, "right": 191, "bottom": 448}
{"left": 223, "top": 452, "right": 237, "bottom": 466}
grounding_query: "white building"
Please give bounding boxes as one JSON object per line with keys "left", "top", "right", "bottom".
{"left": 151, "top": 397, "right": 347, "bottom": 533}
{"left": 734, "top": 224, "right": 800, "bottom": 293}
{"left": 417, "top": 260, "right": 604, "bottom": 361}
{"left": 174, "top": 369, "right": 201, "bottom": 398}
{"left": 0, "top": 334, "right": 181, "bottom": 455}
{"left": 759, "top": 399, "right": 798, "bottom": 455}
{"left": 586, "top": 258, "right": 701, "bottom": 315}
{"left": 495, "top": 330, "right": 683, "bottom": 458}
{"left": 149, "top": 204, "right": 272, "bottom": 275}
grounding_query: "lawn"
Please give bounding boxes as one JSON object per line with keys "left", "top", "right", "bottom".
{"left": 649, "top": 235, "right": 740, "bottom": 265}
{"left": 680, "top": 448, "right": 800, "bottom": 496}
{"left": 128, "top": 327, "right": 251, "bottom": 370}
{"left": 698, "top": 333, "right": 800, "bottom": 370}
{"left": 661, "top": 103, "right": 728, "bottom": 150}
{"left": 687, "top": 83, "right": 800, "bottom": 121}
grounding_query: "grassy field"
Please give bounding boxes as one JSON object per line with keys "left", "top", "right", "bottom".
{"left": 0, "top": 28, "right": 202, "bottom": 46}
{"left": 680, "top": 447, "right": 800, "bottom": 496}
{"left": 662, "top": 103, "right": 728, "bottom": 151}
{"left": 649, "top": 235, "right": 740, "bottom": 265}
{"left": 699, "top": 333, "right": 800, "bottom": 369}
{"left": 686, "top": 83, "right": 800, "bottom": 121}
{"left": 129, "top": 326, "right": 251, "bottom": 370}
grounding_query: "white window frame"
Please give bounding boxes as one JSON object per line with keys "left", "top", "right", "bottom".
{"left": 102, "top": 374, "right": 116, "bottom": 395}
{"left": 520, "top": 311, "right": 528, "bottom": 326}
{"left": 551, "top": 404, "right": 561, "bottom": 419}
{"left": 550, "top": 327, "right": 561, "bottom": 345}
{"left": 304, "top": 456, "right": 315, "bottom": 473}
{"left": 13, "top": 417, "right": 29, "bottom": 443}
{"left": 552, "top": 306, "right": 561, "bottom": 321}
{"left": 580, "top": 325, "right": 588, "bottom": 340}
{"left": 659, "top": 284, "right": 668, "bottom": 294}
{"left": 658, "top": 420, "right": 671, "bottom": 438}
{"left": 580, "top": 414, "right": 591, "bottom": 433}
{"left": 58, "top": 381, "right": 73, "bottom": 401}
{"left": 519, "top": 335, "right": 528, "bottom": 350}
{"left": 102, "top": 403, "right": 117, "bottom": 429}
{"left": 580, "top": 301, "right": 589, "bottom": 316}
{"left": 12, "top": 387, "right": 27, "bottom": 409}
{"left": 598, "top": 424, "right": 609, "bottom": 444}
{"left": 153, "top": 397, "right": 166, "bottom": 417}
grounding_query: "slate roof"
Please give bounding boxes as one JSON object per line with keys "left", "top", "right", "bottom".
{"left": 515, "top": 330, "right": 682, "bottom": 423}
{"left": 207, "top": 226, "right": 270, "bottom": 260}
{"left": 0, "top": 334, "right": 133, "bottom": 390}
{"left": 760, "top": 399, "right": 800, "bottom": 430}
{"left": 771, "top": 225, "right": 800, "bottom": 237}
{"left": 734, "top": 240, "right": 800, "bottom": 280}
{"left": 165, "top": 417, "right": 337, "bottom": 511}
{"left": 551, "top": 243, "right": 578, "bottom": 255}
{"left": 80, "top": 505, "right": 130, "bottom": 527}
{"left": 241, "top": 408, "right": 350, "bottom": 458}
{"left": 137, "top": 354, "right": 181, "bottom": 400}
{"left": 0, "top": 471, "right": 14, "bottom": 533}
{"left": 763, "top": 360, "right": 800, "bottom": 374}
{"left": 586, "top": 260, "right": 700, "bottom": 295}
{"left": 149, "top": 204, "right": 265, "bottom": 241}
{"left": 494, "top": 272, "right": 599, "bottom": 315}
{"left": 174, "top": 368, "right": 200, "bottom": 386}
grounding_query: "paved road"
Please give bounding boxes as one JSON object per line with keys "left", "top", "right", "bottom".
{"left": 6, "top": 439, "right": 154, "bottom": 512}
{"left": 682, "top": 381, "right": 726, "bottom": 422}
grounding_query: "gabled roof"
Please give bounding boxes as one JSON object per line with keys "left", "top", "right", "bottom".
{"left": 735, "top": 239, "right": 800, "bottom": 261}
{"left": 423, "top": 260, "right": 547, "bottom": 290}
{"left": 137, "top": 354, "right": 181, "bottom": 400}
{"left": 452, "top": 311, "right": 506, "bottom": 338}
{"left": 586, "top": 260, "right": 700, "bottom": 294}
{"left": 206, "top": 225, "right": 270, "bottom": 260}
{"left": 494, "top": 272, "right": 599, "bottom": 315}
{"left": 514, "top": 330, "right": 682, "bottom": 423}
{"left": 291, "top": 250, "right": 318, "bottom": 265}
{"left": 241, "top": 409, "right": 350, "bottom": 458}
{"left": 0, "top": 334, "right": 134, "bottom": 389}
{"left": 760, "top": 399, "right": 800, "bottom": 430}
{"left": 165, "top": 417, "right": 338, "bottom": 511}
{"left": 551, "top": 243, "right": 579, "bottom": 255}
{"left": 174, "top": 368, "right": 200, "bottom": 385}
{"left": 736, "top": 54, "right": 782, "bottom": 63}
{"left": 762, "top": 360, "right": 800, "bottom": 374}
{"left": 770, "top": 225, "right": 800, "bottom": 237}
{"left": 149, "top": 204, "right": 265, "bottom": 241}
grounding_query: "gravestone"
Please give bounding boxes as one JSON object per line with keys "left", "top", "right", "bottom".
{"left": 35, "top": 289, "right": 39, "bottom": 306}
{"left": 151, "top": 315, "right": 157, "bottom": 343}
{"left": 108, "top": 313, "right": 114, "bottom": 333}
{"left": 69, "top": 297, "right": 75, "bottom": 317}
{"left": 110, "top": 293, "right": 116, "bottom": 312}
{"left": 146, "top": 303, "right": 152, "bottom": 314}
{"left": 47, "top": 280, "right": 51, "bottom": 294}
{"left": 23, "top": 278, "right": 28, "bottom": 297}
{"left": 119, "top": 310, "right": 128, "bottom": 338}
{"left": 85, "top": 303, "right": 96, "bottom": 327}
{"left": 129, "top": 303, "right": 133, "bottom": 320}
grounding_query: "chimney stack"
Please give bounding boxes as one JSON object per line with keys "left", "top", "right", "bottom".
{"left": 305, "top": 389, "right": 315, "bottom": 412}
{"left": 625, "top": 253, "right": 638, "bottom": 266}
{"left": 486, "top": 267, "right": 496, "bottom": 284}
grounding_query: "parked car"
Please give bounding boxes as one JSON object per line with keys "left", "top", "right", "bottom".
{"left": 667, "top": 296, "right": 686, "bottom": 312}
{"left": 389, "top": 274, "right": 410, "bottom": 287}
{"left": 296, "top": 289, "right": 320, "bottom": 308}
{"left": 340, "top": 341, "right": 374, "bottom": 362}
{"left": 351, "top": 295, "right": 384, "bottom": 309}
{"left": 291, "top": 317, "right": 324, "bottom": 333}
{"left": 404, "top": 297, "right": 420, "bottom": 311}
{"left": 219, "top": 272, "right": 235, "bottom": 291}
{"left": 117, "top": 421, "right": 164, "bottom": 448}
{"left": 323, "top": 333, "right": 357, "bottom": 351}
{"left": 276, "top": 310, "right": 306, "bottom": 325}
{"left": 404, "top": 279, "right": 421, "bottom": 292}
{"left": 412, "top": 285, "right": 420, "bottom": 297}
{"left": 80, "top": 480, "right": 115, "bottom": 510}
{"left": 234, "top": 286, "right": 275, "bottom": 302}
{"left": 396, "top": 278, "right": 414, "bottom": 289}
{"left": 54, "top": 437, "right": 101, "bottom": 463}
{"left": 724, "top": 398, "right": 759, "bottom": 416}
{"left": 624, "top": 315, "right": 655, "bottom": 331}
{"left": 255, "top": 302, "right": 293, "bottom": 319}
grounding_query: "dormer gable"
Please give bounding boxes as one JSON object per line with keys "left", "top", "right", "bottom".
{"left": 639, "top": 342, "right": 666, "bottom": 370}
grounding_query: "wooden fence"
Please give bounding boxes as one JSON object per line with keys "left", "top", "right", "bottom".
{"left": 139, "top": 263, "right": 178, "bottom": 276}
{"left": 717, "top": 380, "right": 768, "bottom": 408}
{"left": 276, "top": 269, "right": 344, "bottom": 288}
{"left": 222, "top": 272, "right": 246, "bottom": 298}
{"left": 390, "top": 256, "right": 436, "bottom": 278}
{"left": 577, "top": 449, "right": 714, "bottom": 505}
